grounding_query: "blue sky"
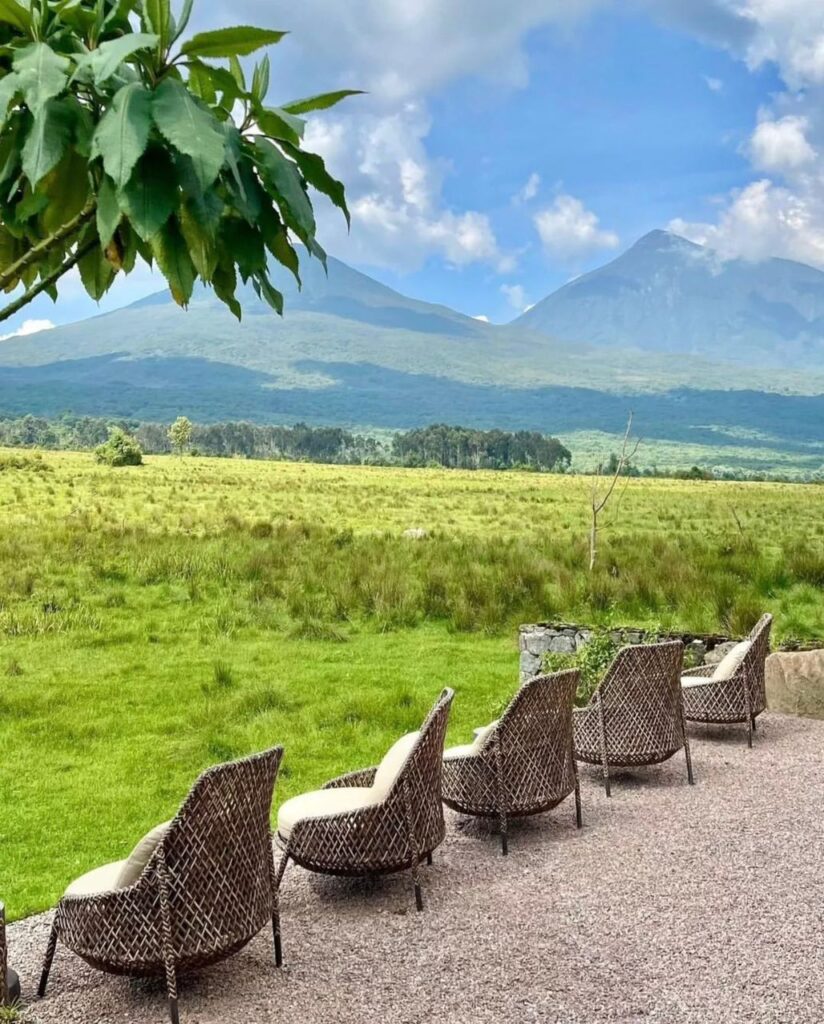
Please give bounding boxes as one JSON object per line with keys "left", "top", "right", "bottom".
{"left": 4, "top": 0, "right": 824, "bottom": 339}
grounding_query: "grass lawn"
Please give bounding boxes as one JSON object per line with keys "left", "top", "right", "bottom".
{"left": 2, "top": 449, "right": 824, "bottom": 919}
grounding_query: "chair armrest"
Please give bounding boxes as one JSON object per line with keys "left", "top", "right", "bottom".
{"left": 683, "top": 664, "right": 716, "bottom": 680}
{"left": 323, "top": 766, "right": 378, "bottom": 789}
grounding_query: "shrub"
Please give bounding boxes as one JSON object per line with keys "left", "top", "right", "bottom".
{"left": 94, "top": 429, "right": 143, "bottom": 468}
{"left": 543, "top": 630, "right": 621, "bottom": 706}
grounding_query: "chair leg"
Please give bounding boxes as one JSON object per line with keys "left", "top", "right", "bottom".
{"left": 680, "top": 703, "right": 695, "bottom": 786}
{"left": 499, "top": 811, "right": 509, "bottom": 857}
{"left": 269, "top": 837, "right": 288, "bottom": 968}
{"left": 402, "top": 781, "right": 424, "bottom": 912}
{"left": 752, "top": 714, "right": 758, "bottom": 733}
{"left": 412, "top": 862, "right": 424, "bottom": 912}
{"left": 157, "top": 849, "right": 179, "bottom": 1024}
{"left": 426, "top": 852, "right": 433, "bottom": 866}
{"left": 574, "top": 773, "right": 583, "bottom": 829}
{"left": 596, "top": 695, "right": 611, "bottom": 797}
{"left": 38, "top": 920, "right": 59, "bottom": 997}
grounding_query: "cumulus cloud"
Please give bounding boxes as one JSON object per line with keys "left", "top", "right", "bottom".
{"left": 0, "top": 319, "right": 55, "bottom": 342}
{"left": 304, "top": 103, "right": 502, "bottom": 271}
{"left": 472, "top": 314, "right": 490, "bottom": 322}
{"left": 703, "top": 75, "right": 724, "bottom": 92}
{"left": 534, "top": 195, "right": 620, "bottom": 261}
{"left": 749, "top": 114, "right": 816, "bottom": 173}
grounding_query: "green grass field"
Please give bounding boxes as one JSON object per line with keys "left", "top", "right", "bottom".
{"left": 2, "top": 450, "right": 824, "bottom": 920}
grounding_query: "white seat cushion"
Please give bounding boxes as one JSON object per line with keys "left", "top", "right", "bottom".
{"left": 372, "top": 731, "right": 420, "bottom": 798}
{"left": 65, "top": 861, "right": 128, "bottom": 898}
{"left": 444, "top": 719, "right": 499, "bottom": 761}
{"left": 277, "top": 787, "right": 383, "bottom": 840}
{"left": 116, "top": 821, "right": 171, "bottom": 889}
{"left": 712, "top": 640, "right": 751, "bottom": 681}
{"left": 681, "top": 676, "right": 713, "bottom": 689}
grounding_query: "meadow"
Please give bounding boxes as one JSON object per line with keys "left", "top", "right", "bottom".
{"left": 2, "top": 449, "right": 824, "bottom": 920}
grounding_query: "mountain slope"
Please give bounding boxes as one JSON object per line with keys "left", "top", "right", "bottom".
{"left": 516, "top": 230, "right": 824, "bottom": 367}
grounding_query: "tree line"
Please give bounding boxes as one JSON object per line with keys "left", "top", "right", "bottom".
{"left": 0, "top": 415, "right": 572, "bottom": 472}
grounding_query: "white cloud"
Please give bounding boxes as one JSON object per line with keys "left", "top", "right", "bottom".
{"left": 501, "top": 283, "right": 529, "bottom": 311}
{"left": 703, "top": 75, "right": 724, "bottom": 92}
{"left": 304, "top": 103, "right": 502, "bottom": 271}
{"left": 0, "top": 319, "right": 55, "bottom": 342}
{"left": 472, "top": 314, "right": 490, "bottom": 322}
{"left": 534, "top": 194, "right": 620, "bottom": 261}
{"left": 514, "top": 172, "right": 541, "bottom": 204}
{"left": 749, "top": 114, "right": 816, "bottom": 173}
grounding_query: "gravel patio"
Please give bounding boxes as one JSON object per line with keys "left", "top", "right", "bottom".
{"left": 9, "top": 712, "right": 824, "bottom": 1024}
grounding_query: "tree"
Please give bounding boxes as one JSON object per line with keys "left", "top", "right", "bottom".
{"left": 588, "top": 413, "right": 640, "bottom": 571}
{"left": 0, "top": 0, "right": 360, "bottom": 324}
{"left": 95, "top": 426, "right": 143, "bottom": 466}
{"left": 168, "top": 414, "right": 192, "bottom": 454}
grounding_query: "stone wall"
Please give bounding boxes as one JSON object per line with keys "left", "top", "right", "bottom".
{"left": 519, "top": 622, "right": 731, "bottom": 682}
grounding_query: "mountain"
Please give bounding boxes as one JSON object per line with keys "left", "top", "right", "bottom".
{"left": 516, "top": 229, "right": 824, "bottom": 368}
{"left": 2, "top": 242, "right": 824, "bottom": 473}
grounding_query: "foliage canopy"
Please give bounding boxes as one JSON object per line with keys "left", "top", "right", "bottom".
{"left": 0, "top": 0, "right": 359, "bottom": 323}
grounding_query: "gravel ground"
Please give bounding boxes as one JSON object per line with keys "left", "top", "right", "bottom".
{"left": 9, "top": 712, "right": 824, "bottom": 1024}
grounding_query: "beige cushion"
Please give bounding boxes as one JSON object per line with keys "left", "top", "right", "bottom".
{"left": 65, "top": 860, "right": 127, "bottom": 898}
{"left": 444, "top": 719, "right": 499, "bottom": 761}
{"left": 712, "top": 641, "right": 751, "bottom": 681}
{"left": 277, "top": 787, "right": 382, "bottom": 840}
{"left": 681, "top": 676, "right": 713, "bottom": 689}
{"left": 116, "top": 821, "right": 171, "bottom": 889}
{"left": 371, "top": 731, "right": 420, "bottom": 798}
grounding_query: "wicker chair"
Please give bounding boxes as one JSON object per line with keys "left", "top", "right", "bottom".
{"left": 682, "top": 613, "right": 773, "bottom": 747}
{"left": 276, "top": 688, "right": 454, "bottom": 914}
{"left": 39, "top": 747, "right": 283, "bottom": 1024}
{"left": 573, "top": 641, "right": 693, "bottom": 796}
{"left": 442, "top": 671, "right": 582, "bottom": 855}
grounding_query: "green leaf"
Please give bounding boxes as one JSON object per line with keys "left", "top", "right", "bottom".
{"left": 143, "top": 0, "right": 171, "bottom": 48}
{"left": 255, "top": 272, "right": 283, "bottom": 314}
{"left": 283, "top": 142, "right": 349, "bottom": 227}
{"left": 171, "top": 0, "right": 194, "bottom": 44}
{"left": 181, "top": 26, "right": 286, "bottom": 59}
{"left": 78, "top": 231, "right": 116, "bottom": 301}
{"left": 21, "top": 98, "right": 74, "bottom": 186}
{"left": 179, "top": 199, "right": 217, "bottom": 280}
{"left": 213, "top": 260, "right": 241, "bottom": 320}
{"left": 254, "top": 138, "right": 315, "bottom": 242}
{"left": 281, "top": 90, "right": 364, "bottom": 116}
{"left": 220, "top": 216, "right": 265, "bottom": 280}
{"left": 257, "top": 202, "right": 300, "bottom": 286}
{"left": 152, "top": 78, "right": 225, "bottom": 191}
{"left": 80, "top": 33, "right": 160, "bottom": 86}
{"left": 228, "top": 55, "right": 245, "bottom": 92}
{"left": 0, "top": 0, "right": 30, "bottom": 31}
{"left": 13, "top": 43, "right": 71, "bottom": 114}
{"left": 187, "top": 60, "right": 216, "bottom": 104}
{"left": 41, "top": 147, "right": 89, "bottom": 234}
{"left": 151, "top": 217, "right": 196, "bottom": 307}
{"left": 118, "top": 147, "right": 178, "bottom": 240}
{"left": 90, "top": 82, "right": 152, "bottom": 188}
{"left": 96, "top": 174, "right": 121, "bottom": 248}
{"left": 251, "top": 54, "right": 270, "bottom": 102}
{"left": 0, "top": 72, "right": 20, "bottom": 130}
{"left": 255, "top": 106, "right": 304, "bottom": 145}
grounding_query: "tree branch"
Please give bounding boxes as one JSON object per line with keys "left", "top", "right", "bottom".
{"left": 0, "top": 201, "right": 97, "bottom": 293}
{"left": 0, "top": 238, "right": 99, "bottom": 325}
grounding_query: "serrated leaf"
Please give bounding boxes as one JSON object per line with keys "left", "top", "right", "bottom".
{"left": 79, "top": 33, "right": 159, "bottom": 86}
{"left": 256, "top": 272, "right": 283, "bottom": 314}
{"left": 171, "top": 0, "right": 193, "bottom": 44}
{"left": 187, "top": 60, "right": 216, "bottom": 104}
{"left": 254, "top": 138, "right": 314, "bottom": 242}
{"left": 152, "top": 217, "right": 196, "bottom": 306}
{"left": 251, "top": 54, "right": 270, "bottom": 103}
{"left": 152, "top": 78, "right": 225, "bottom": 191}
{"left": 21, "top": 98, "right": 74, "bottom": 187}
{"left": 13, "top": 43, "right": 70, "bottom": 114}
{"left": 220, "top": 216, "right": 265, "bottom": 281}
{"left": 283, "top": 142, "right": 349, "bottom": 227}
{"left": 91, "top": 82, "right": 152, "bottom": 187}
{"left": 0, "top": 0, "right": 30, "bottom": 31}
{"left": 118, "top": 147, "right": 178, "bottom": 239}
{"left": 256, "top": 106, "right": 304, "bottom": 145}
{"left": 181, "top": 26, "right": 286, "bottom": 59}
{"left": 281, "top": 90, "right": 364, "bottom": 116}
{"left": 258, "top": 202, "right": 300, "bottom": 286}
{"left": 96, "top": 174, "right": 121, "bottom": 248}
